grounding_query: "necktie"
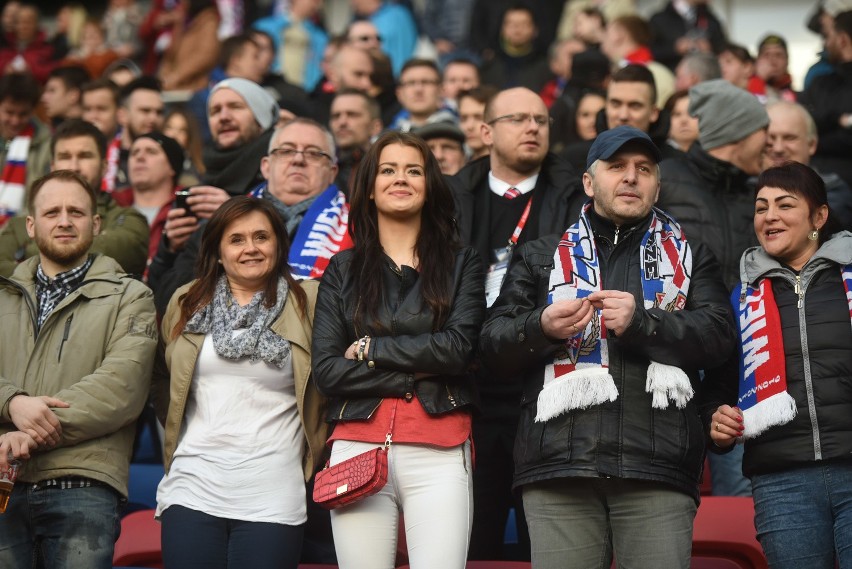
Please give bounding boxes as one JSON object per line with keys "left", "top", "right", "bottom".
{"left": 503, "top": 187, "right": 521, "bottom": 200}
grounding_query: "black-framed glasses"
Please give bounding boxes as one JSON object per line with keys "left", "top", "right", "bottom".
{"left": 269, "top": 147, "right": 333, "bottom": 164}
{"left": 486, "top": 113, "right": 553, "bottom": 127}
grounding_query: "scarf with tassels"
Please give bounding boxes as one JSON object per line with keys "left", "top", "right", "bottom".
{"left": 0, "top": 123, "right": 34, "bottom": 228}
{"left": 536, "top": 204, "right": 694, "bottom": 423}
{"left": 733, "top": 264, "right": 852, "bottom": 438}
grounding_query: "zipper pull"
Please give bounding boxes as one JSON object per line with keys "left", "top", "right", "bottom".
{"left": 795, "top": 275, "right": 803, "bottom": 309}
{"left": 613, "top": 226, "right": 620, "bottom": 245}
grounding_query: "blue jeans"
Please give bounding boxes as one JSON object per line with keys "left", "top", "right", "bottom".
{"left": 160, "top": 504, "right": 304, "bottom": 569}
{"left": 0, "top": 483, "right": 121, "bottom": 569}
{"left": 707, "top": 444, "right": 752, "bottom": 496}
{"left": 752, "top": 461, "right": 852, "bottom": 569}
{"left": 522, "top": 477, "right": 697, "bottom": 569}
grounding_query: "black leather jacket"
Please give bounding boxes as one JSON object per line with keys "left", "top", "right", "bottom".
{"left": 479, "top": 209, "right": 736, "bottom": 501}
{"left": 312, "top": 247, "right": 485, "bottom": 422}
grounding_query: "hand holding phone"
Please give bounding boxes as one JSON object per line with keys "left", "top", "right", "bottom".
{"left": 174, "top": 189, "right": 196, "bottom": 218}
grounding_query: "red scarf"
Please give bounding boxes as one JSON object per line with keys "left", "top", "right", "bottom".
{"left": 0, "top": 123, "right": 34, "bottom": 228}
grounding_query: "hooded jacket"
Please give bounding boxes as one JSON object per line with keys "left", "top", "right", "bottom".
{"left": 0, "top": 254, "right": 156, "bottom": 497}
{"left": 714, "top": 232, "right": 852, "bottom": 477}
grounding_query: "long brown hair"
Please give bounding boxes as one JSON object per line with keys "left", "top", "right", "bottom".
{"left": 348, "top": 131, "right": 460, "bottom": 332}
{"left": 171, "top": 197, "right": 307, "bottom": 339}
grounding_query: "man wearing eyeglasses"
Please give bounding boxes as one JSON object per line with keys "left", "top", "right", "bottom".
{"left": 389, "top": 59, "right": 458, "bottom": 132}
{"left": 148, "top": 117, "right": 348, "bottom": 314}
{"left": 448, "top": 86, "right": 585, "bottom": 562}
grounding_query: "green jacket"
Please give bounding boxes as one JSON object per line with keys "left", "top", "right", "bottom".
{"left": 155, "top": 279, "right": 328, "bottom": 481}
{"left": 0, "top": 119, "right": 51, "bottom": 194}
{"left": 0, "top": 254, "right": 157, "bottom": 497}
{"left": 0, "top": 192, "right": 150, "bottom": 278}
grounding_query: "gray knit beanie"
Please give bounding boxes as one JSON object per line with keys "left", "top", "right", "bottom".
{"left": 209, "top": 78, "right": 280, "bottom": 130}
{"left": 688, "top": 79, "right": 769, "bottom": 150}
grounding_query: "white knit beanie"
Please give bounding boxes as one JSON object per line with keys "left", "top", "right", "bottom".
{"left": 209, "top": 78, "right": 280, "bottom": 130}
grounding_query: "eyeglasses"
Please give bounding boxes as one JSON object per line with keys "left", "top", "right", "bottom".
{"left": 352, "top": 34, "right": 382, "bottom": 43}
{"left": 399, "top": 79, "right": 440, "bottom": 88}
{"left": 486, "top": 113, "right": 553, "bottom": 127}
{"left": 269, "top": 147, "right": 333, "bottom": 164}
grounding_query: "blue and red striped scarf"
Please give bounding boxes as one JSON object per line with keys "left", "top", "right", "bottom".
{"left": 733, "top": 264, "right": 852, "bottom": 438}
{"left": 251, "top": 184, "right": 353, "bottom": 279}
{"left": 537, "top": 204, "right": 694, "bottom": 422}
{"left": 0, "top": 123, "right": 34, "bottom": 228}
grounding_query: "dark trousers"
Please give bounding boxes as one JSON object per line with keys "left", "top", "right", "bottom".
{"left": 160, "top": 505, "right": 304, "bottom": 569}
{"left": 468, "top": 408, "right": 531, "bottom": 561}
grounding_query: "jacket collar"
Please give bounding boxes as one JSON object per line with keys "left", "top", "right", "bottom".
{"left": 686, "top": 143, "right": 752, "bottom": 194}
{"left": 740, "top": 230, "right": 852, "bottom": 285}
{"left": 8, "top": 254, "right": 126, "bottom": 295}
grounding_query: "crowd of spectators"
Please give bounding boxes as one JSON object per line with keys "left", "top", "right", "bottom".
{"left": 1, "top": 0, "right": 852, "bottom": 567}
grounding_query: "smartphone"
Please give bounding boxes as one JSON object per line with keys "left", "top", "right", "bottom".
{"left": 174, "top": 189, "right": 195, "bottom": 218}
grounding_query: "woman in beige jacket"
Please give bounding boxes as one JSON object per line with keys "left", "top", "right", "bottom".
{"left": 154, "top": 197, "right": 326, "bottom": 569}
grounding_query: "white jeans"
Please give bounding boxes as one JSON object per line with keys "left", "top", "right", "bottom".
{"left": 328, "top": 439, "right": 473, "bottom": 569}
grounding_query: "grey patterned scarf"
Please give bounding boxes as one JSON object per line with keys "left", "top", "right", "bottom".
{"left": 184, "top": 275, "right": 291, "bottom": 368}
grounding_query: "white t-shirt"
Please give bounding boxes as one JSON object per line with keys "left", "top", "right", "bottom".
{"left": 157, "top": 333, "right": 307, "bottom": 525}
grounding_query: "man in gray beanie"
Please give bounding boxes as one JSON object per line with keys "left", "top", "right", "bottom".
{"left": 656, "top": 79, "right": 768, "bottom": 291}
{"left": 148, "top": 78, "right": 281, "bottom": 303}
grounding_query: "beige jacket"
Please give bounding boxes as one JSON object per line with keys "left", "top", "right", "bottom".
{"left": 0, "top": 254, "right": 157, "bottom": 497}
{"left": 156, "top": 279, "right": 327, "bottom": 481}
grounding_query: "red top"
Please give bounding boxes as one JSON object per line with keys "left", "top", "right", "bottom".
{"left": 329, "top": 396, "right": 471, "bottom": 448}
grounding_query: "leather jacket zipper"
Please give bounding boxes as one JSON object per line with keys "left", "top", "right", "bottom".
{"left": 445, "top": 385, "right": 457, "bottom": 407}
{"left": 337, "top": 399, "right": 349, "bottom": 420}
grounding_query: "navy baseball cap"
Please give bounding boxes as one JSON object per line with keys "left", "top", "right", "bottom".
{"left": 586, "top": 126, "right": 662, "bottom": 170}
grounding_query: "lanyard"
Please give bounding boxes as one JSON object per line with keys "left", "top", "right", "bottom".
{"left": 508, "top": 196, "right": 533, "bottom": 247}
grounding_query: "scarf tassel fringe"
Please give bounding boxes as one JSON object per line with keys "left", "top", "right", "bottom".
{"left": 741, "top": 393, "right": 798, "bottom": 440}
{"left": 646, "top": 361, "right": 694, "bottom": 410}
{"left": 535, "top": 368, "right": 618, "bottom": 422}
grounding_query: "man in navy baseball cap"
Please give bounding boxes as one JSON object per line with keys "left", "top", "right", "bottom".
{"left": 583, "top": 125, "right": 663, "bottom": 226}
{"left": 479, "top": 125, "right": 733, "bottom": 569}
{"left": 586, "top": 125, "right": 662, "bottom": 170}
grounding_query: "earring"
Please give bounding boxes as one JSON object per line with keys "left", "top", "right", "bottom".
{"left": 808, "top": 230, "right": 819, "bottom": 241}
{"left": 217, "top": 259, "right": 223, "bottom": 264}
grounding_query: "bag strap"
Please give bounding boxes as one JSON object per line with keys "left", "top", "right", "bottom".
{"left": 383, "top": 399, "right": 399, "bottom": 450}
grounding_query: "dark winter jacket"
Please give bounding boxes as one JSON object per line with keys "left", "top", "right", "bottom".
{"left": 799, "top": 62, "right": 852, "bottom": 188}
{"left": 657, "top": 143, "right": 757, "bottom": 291}
{"left": 713, "top": 233, "right": 852, "bottom": 478}
{"left": 479, "top": 208, "right": 736, "bottom": 502}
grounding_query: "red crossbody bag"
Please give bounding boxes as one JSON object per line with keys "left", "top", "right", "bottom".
{"left": 312, "top": 400, "right": 398, "bottom": 510}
